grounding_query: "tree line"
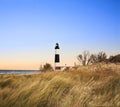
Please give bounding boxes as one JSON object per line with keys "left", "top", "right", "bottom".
{"left": 77, "top": 51, "right": 120, "bottom": 66}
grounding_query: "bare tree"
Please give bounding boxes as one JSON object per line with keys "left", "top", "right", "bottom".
{"left": 77, "top": 51, "right": 91, "bottom": 66}
{"left": 77, "top": 51, "right": 107, "bottom": 66}
{"left": 89, "top": 54, "right": 98, "bottom": 63}
{"left": 90, "top": 52, "right": 107, "bottom": 63}
{"left": 97, "top": 51, "right": 107, "bottom": 62}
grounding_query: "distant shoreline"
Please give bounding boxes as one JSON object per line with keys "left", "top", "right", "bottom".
{"left": 0, "top": 70, "right": 40, "bottom": 74}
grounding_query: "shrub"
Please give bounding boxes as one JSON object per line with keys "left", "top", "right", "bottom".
{"left": 40, "top": 63, "right": 53, "bottom": 72}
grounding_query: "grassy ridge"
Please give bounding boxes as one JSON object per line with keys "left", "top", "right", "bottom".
{"left": 0, "top": 63, "right": 120, "bottom": 107}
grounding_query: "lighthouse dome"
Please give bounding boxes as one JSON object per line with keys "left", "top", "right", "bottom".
{"left": 55, "top": 43, "right": 60, "bottom": 49}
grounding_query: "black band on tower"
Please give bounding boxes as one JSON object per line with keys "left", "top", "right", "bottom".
{"left": 55, "top": 54, "right": 60, "bottom": 62}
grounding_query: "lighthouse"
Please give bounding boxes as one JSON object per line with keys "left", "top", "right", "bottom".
{"left": 55, "top": 43, "right": 60, "bottom": 70}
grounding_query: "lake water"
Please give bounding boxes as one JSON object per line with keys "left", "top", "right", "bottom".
{"left": 0, "top": 70, "right": 40, "bottom": 74}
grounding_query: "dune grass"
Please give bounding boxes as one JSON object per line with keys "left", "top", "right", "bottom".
{"left": 0, "top": 63, "right": 120, "bottom": 107}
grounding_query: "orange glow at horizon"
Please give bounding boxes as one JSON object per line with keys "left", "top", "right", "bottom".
{"left": 0, "top": 64, "right": 40, "bottom": 70}
{"left": 0, "top": 60, "right": 76, "bottom": 70}
{"left": 0, "top": 49, "right": 77, "bottom": 70}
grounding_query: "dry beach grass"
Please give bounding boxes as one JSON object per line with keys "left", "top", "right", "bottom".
{"left": 0, "top": 63, "right": 120, "bottom": 107}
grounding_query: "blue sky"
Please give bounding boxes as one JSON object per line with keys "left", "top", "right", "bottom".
{"left": 0, "top": 0, "right": 120, "bottom": 69}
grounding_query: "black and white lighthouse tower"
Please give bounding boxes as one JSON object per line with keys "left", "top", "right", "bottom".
{"left": 55, "top": 43, "right": 60, "bottom": 70}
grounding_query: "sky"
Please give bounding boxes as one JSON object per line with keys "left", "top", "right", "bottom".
{"left": 0, "top": 0, "right": 120, "bottom": 70}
